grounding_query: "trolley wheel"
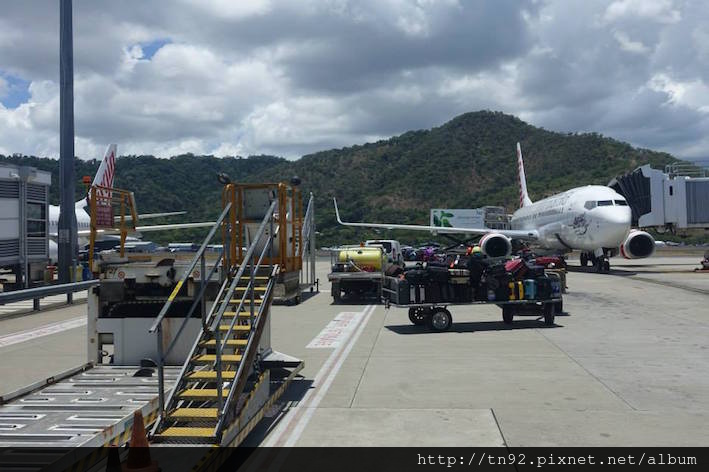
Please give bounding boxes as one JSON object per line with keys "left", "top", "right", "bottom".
{"left": 332, "top": 283, "right": 341, "bottom": 303}
{"left": 543, "top": 303, "right": 556, "bottom": 326}
{"left": 427, "top": 308, "right": 452, "bottom": 332}
{"left": 294, "top": 295, "right": 301, "bottom": 305}
{"left": 408, "top": 307, "right": 429, "bottom": 326}
{"left": 502, "top": 306, "right": 514, "bottom": 324}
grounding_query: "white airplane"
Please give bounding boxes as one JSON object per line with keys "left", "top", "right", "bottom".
{"left": 48, "top": 144, "right": 214, "bottom": 262}
{"left": 333, "top": 142, "right": 656, "bottom": 272}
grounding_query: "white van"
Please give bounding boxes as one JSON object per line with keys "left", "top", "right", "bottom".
{"left": 365, "top": 239, "right": 403, "bottom": 266}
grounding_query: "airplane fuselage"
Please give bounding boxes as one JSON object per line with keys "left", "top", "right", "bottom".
{"left": 510, "top": 185, "right": 631, "bottom": 252}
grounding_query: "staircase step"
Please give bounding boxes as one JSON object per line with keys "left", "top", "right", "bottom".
{"left": 178, "top": 388, "right": 229, "bottom": 400}
{"left": 200, "top": 339, "right": 247, "bottom": 347}
{"left": 222, "top": 311, "right": 256, "bottom": 318}
{"left": 156, "top": 426, "right": 215, "bottom": 438}
{"left": 168, "top": 408, "right": 218, "bottom": 420}
{"left": 218, "top": 324, "right": 252, "bottom": 332}
{"left": 186, "top": 370, "right": 237, "bottom": 380}
{"left": 234, "top": 286, "right": 267, "bottom": 292}
{"left": 192, "top": 354, "right": 242, "bottom": 363}
{"left": 224, "top": 298, "right": 262, "bottom": 304}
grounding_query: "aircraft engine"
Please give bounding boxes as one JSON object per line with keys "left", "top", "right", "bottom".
{"left": 619, "top": 230, "right": 655, "bottom": 259}
{"left": 479, "top": 233, "right": 512, "bottom": 258}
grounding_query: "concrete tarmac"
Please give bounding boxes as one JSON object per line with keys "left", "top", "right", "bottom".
{"left": 1, "top": 252, "right": 707, "bottom": 446}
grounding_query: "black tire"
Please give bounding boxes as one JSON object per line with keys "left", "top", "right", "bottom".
{"left": 603, "top": 260, "right": 610, "bottom": 273}
{"left": 543, "top": 303, "right": 556, "bottom": 325}
{"left": 555, "top": 300, "right": 563, "bottom": 314}
{"left": 408, "top": 307, "right": 428, "bottom": 326}
{"left": 427, "top": 308, "right": 452, "bottom": 332}
{"left": 502, "top": 306, "right": 514, "bottom": 324}
{"left": 580, "top": 253, "right": 588, "bottom": 267}
{"left": 332, "top": 283, "right": 340, "bottom": 303}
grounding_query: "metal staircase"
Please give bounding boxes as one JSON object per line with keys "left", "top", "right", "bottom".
{"left": 147, "top": 188, "right": 289, "bottom": 445}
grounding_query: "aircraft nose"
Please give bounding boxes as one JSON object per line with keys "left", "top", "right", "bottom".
{"left": 597, "top": 207, "right": 631, "bottom": 242}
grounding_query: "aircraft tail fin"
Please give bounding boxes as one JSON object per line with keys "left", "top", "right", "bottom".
{"left": 516, "top": 142, "right": 533, "bottom": 208}
{"left": 77, "top": 144, "right": 117, "bottom": 209}
{"left": 93, "top": 144, "right": 117, "bottom": 188}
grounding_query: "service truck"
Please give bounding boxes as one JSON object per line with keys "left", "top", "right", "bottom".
{"left": 328, "top": 240, "right": 402, "bottom": 302}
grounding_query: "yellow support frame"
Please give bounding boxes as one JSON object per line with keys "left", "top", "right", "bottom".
{"left": 220, "top": 182, "right": 304, "bottom": 274}
{"left": 88, "top": 185, "right": 138, "bottom": 270}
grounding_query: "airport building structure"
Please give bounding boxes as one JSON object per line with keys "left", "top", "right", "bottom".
{"left": 0, "top": 164, "right": 51, "bottom": 289}
{"left": 609, "top": 163, "right": 709, "bottom": 236}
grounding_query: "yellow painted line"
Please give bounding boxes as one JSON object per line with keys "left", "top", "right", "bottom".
{"left": 169, "top": 408, "right": 218, "bottom": 419}
{"left": 179, "top": 388, "right": 230, "bottom": 399}
{"left": 200, "top": 339, "right": 247, "bottom": 347}
{"left": 159, "top": 426, "right": 215, "bottom": 438}
{"left": 186, "top": 370, "right": 237, "bottom": 380}
{"left": 218, "top": 325, "right": 251, "bottom": 332}
{"left": 167, "top": 279, "right": 185, "bottom": 302}
{"left": 193, "top": 354, "right": 242, "bottom": 363}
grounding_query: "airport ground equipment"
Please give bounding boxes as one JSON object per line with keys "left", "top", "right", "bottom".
{"left": 0, "top": 181, "right": 305, "bottom": 470}
{"left": 328, "top": 244, "right": 387, "bottom": 302}
{"left": 0, "top": 164, "right": 51, "bottom": 290}
{"left": 383, "top": 276, "right": 562, "bottom": 332}
{"left": 87, "top": 184, "right": 138, "bottom": 270}
{"left": 609, "top": 164, "right": 709, "bottom": 236}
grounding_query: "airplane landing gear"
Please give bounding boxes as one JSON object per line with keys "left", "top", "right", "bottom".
{"left": 594, "top": 257, "right": 610, "bottom": 273}
{"left": 583, "top": 251, "right": 610, "bottom": 273}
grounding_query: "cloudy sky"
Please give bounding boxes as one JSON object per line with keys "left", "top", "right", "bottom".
{"left": 1, "top": 0, "right": 708, "bottom": 162}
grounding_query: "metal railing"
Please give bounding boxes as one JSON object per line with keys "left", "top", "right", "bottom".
{"left": 299, "top": 193, "right": 317, "bottom": 290}
{"left": 209, "top": 199, "right": 277, "bottom": 437}
{"left": 147, "top": 196, "right": 279, "bottom": 440}
{"left": 665, "top": 162, "right": 709, "bottom": 178}
{"left": 148, "top": 203, "right": 232, "bottom": 419}
{"left": 0, "top": 280, "right": 98, "bottom": 311}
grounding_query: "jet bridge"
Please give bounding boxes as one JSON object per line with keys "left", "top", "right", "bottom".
{"left": 609, "top": 164, "right": 709, "bottom": 235}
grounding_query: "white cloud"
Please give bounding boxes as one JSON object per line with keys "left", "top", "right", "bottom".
{"left": 614, "top": 31, "right": 650, "bottom": 54}
{"left": 604, "top": 0, "right": 681, "bottom": 24}
{"left": 0, "top": 0, "right": 708, "bottom": 163}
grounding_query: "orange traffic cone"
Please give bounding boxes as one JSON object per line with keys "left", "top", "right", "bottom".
{"left": 105, "top": 445, "right": 122, "bottom": 472}
{"left": 123, "top": 410, "right": 159, "bottom": 472}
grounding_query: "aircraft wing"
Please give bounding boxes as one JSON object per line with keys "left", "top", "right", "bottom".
{"left": 333, "top": 198, "right": 538, "bottom": 240}
{"left": 77, "top": 221, "right": 215, "bottom": 237}
{"left": 115, "top": 211, "right": 187, "bottom": 222}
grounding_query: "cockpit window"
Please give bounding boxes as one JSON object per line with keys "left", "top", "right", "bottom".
{"left": 597, "top": 200, "right": 613, "bottom": 206}
{"left": 584, "top": 201, "right": 597, "bottom": 210}
{"left": 614, "top": 200, "right": 628, "bottom": 206}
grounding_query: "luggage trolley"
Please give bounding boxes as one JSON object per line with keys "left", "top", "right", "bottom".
{"left": 382, "top": 276, "right": 563, "bottom": 332}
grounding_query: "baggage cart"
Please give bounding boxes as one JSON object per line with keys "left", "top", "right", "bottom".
{"left": 382, "top": 275, "right": 563, "bottom": 332}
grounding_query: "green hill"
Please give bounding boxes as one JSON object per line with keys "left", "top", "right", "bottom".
{"left": 0, "top": 111, "right": 678, "bottom": 246}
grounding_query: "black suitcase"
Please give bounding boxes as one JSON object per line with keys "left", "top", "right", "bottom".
{"left": 405, "top": 269, "right": 429, "bottom": 285}
{"left": 439, "top": 283, "right": 454, "bottom": 302}
{"left": 411, "top": 285, "right": 427, "bottom": 303}
{"left": 394, "top": 278, "right": 410, "bottom": 304}
{"left": 426, "top": 265, "right": 449, "bottom": 283}
{"left": 536, "top": 276, "right": 553, "bottom": 299}
{"left": 524, "top": 263, "right": 546, "bottom": 278}
{"left": 453, "top": 284, "right": 472, "bottom": 302}
{"left": 426, "top": 282, "right": 441, "bottom": 302}
{"left": 495, "top": 274, "right": 511, "bottom": 301}
{"left": 474, "top": 282, "right": 488, "bottom": 301}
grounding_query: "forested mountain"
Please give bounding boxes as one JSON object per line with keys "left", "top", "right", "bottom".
{"left": 0, "top": 111, "right": 678, "bottom": 246}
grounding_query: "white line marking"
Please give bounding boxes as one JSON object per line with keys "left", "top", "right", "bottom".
{"left": 262, "top": 304, "right": 376, "bottom": 448}
{"left": 0, "top": 317, "right": 86, "bottom": 348}
{"left": 306, "top": 311, "right": 363, "bottom": 348}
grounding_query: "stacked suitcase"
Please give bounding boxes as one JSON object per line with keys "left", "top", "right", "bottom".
{"left": 386, "top": 255, "right": 560, "bottom": 305}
